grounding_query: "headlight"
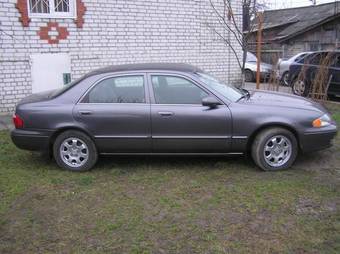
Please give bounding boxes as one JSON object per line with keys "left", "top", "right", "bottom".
{"left": 312, "top": 114, "right": 332, "bottom": 128}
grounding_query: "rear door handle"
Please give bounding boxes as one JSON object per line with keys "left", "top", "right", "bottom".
{"left": 79, "top": 110, "right": 92, "bottom": 115}
{"left": 158, "top": 111, "right": 174, "bottom": 117}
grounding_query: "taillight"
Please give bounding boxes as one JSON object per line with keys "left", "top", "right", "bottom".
{"left": 13, "top": 114, "right": 24, "bottom": 129}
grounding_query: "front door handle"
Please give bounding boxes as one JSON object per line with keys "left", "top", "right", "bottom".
{"left": 79, "top": 110, "right": 92, "bottom": 115}
{"left": 158, "top": 111, "right": 174, "bottom": 117}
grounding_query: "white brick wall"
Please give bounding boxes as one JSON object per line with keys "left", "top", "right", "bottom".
{"left": 0, "top": 0, "right": 243, "bottom": 112}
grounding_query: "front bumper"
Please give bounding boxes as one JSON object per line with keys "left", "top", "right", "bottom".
{"left": 11, "top": 129, "right": 52, "bottom": 151}
{"left": 299, "top": 125, "right": 338, "bottom": 153}
{"left": 260, "top": 71, "right": 271, "bottom": 80}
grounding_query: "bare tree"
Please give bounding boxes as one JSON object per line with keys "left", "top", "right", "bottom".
{"left": 205, "top": 0, "right": 263, "bottom": 85}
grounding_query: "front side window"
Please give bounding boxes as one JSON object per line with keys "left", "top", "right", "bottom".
{"left": 28, "top": 0, "right": 75, "bottom": 17}
{"left": 151, "top": 75, "right": 208, "bottom": 104}
{"left": 83, "top": 76, "right": 145, "bottom": 103}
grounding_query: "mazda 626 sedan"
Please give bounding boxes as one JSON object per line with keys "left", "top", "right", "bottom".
{"left": 11, "top": 63, "right": 338, "bottom": 171}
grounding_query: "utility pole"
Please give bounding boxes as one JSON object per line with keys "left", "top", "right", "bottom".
{"left": 335, "top": 0, "right": 338, "bottom": 48}
{"left": 256, "top": 12, "right": 263, "bottom": 90}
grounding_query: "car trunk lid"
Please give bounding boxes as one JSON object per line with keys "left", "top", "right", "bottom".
{"left": 17, "top": 89, "right": 57, "bottom": 105}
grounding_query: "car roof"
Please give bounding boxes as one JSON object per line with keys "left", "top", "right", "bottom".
{"left": 308, "top": 50, "right": 340, "bottom": 54}
{"left": 84, "top": 63, "right": 204, "bottom": 78}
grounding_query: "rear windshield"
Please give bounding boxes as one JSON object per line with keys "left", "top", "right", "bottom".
{"left": 50, "top": 77, "right": 83, "bottom": 98}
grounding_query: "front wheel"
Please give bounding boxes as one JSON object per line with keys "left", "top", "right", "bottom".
{"left": 251, "top": 127, "right": 298, "bottom": 171}
{"left": 53, "top": 130, "right": 98, "bottom": 171}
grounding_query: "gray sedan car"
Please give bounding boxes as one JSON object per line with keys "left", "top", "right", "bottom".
{"left": 11, "top": 63, "right": 337, "bottom": 171}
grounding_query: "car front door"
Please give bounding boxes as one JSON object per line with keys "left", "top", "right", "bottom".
{"left": 73, "top": 74, "right": 151, "bottom": 153}
{"left": 148, "top": 73, "right": 232, "bottom": 153}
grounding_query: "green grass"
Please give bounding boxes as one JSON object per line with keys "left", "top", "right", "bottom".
{"left": 0, "top": 103, "right": 339, "bottom": 253}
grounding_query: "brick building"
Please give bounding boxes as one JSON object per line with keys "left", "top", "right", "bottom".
{"left": 0, "top": 0, "right": 243, "bottom": 113}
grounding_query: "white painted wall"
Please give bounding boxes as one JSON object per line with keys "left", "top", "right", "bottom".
{"left": 30, "top": 53, "right": 71, "bottom": 93}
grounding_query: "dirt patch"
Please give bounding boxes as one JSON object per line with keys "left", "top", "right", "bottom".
{"left": 295, "top": 197, "right": 339, "bottom": 219}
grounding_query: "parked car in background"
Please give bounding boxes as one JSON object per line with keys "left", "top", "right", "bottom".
{"left": 11, "top": 63, "right": 337, "bottom": 172}
{"left": 277, "top": 52, "right": 311, "bottom": 86}
{"left": 289, "top": 51, "right": 340, "bottom": 98}
{"left": 244, "top": 52, "right": 273, "bottom": 82}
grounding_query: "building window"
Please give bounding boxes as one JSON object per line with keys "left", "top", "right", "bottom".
{"left": 28, "top": 0, "right": 76, "bottom": 18}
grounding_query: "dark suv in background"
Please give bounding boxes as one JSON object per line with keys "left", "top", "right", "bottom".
{"left": 289, "top": 51, "right": 340, "bottom": 98}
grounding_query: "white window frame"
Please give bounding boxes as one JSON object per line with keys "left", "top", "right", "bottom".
{"left": 27, "top": 0, "right": 77, "bottom": 19}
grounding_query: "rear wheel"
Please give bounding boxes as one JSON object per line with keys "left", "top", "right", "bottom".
{"left": 251, "top": 127, "right": 298, "bottom": 171}
{"left": 53, "top": 130, "right": 98, "bottom": 171}
{"left": 292, "top": 78, "right": 310, "bottom": 97}
{"left": 245, "top": 69, "right": 254, "bottom": 82}
{"left": 281, "top": 71, "right": 290, "bottom": 86}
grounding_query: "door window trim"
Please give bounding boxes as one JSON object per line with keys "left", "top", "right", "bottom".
{"left": 147, "top": 72, "right": 223, "bottom": 105}
{"left": 77, "top": 73, "right": 150, "bottom": 105}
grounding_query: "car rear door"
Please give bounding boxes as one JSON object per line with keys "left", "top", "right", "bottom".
{"left": 73, "top": 73, "right": 151, "bottom": 153}
{"left": 328, "top": 53, "right": 340, "bottom": 97}
{"left": 148, "top": 73, "right": 232, "bottom": 153}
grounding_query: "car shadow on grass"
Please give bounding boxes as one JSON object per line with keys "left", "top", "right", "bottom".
{"left": 31, "top": 149, "right": 337, "bottom": 174}
{"left": 94, "top": 154, "right": 257, "bottom": 173}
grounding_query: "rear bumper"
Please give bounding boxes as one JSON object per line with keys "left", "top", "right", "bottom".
{"left": 11, "top": 129, "right": 52, "bottom": 151}
{"left": 300, "top": 126, "right": 337, "bottom": 153}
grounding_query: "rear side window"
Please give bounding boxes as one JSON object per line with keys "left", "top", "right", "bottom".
{"left": 334, "top": 54, "right": 340, "bottom": 67}
{"left": 82, "top": 76, "right": 145, "bottom": 103}
{"left": 151, "top": 75, "right": 208, "bottom": 104}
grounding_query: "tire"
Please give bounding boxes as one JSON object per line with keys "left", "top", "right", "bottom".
{"left": 281, "top": 71, "right": 290, "bottom": 86}
{"left": 328, "top": 94, "right": 337, "bottom": 101}
{"left": 251, "top": 127, "right": 298, "bottom": 171}
{"left": 53, "top": 130, "right": 98, "bottom": 171}
{"left": 292, "top": 78, "right": 310, "bottom": 97}
{"left": 245, "top": 69, "right": 254, "bottom": 82}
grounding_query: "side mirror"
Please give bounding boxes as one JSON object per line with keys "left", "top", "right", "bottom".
{"left": 202, "top": 96, "right": 222, "bottom": 108}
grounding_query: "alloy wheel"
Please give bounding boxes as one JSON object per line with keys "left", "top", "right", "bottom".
{"left": 293, "top": 80, "right": 306, "bottom": 95}
{"left": 282, "top": 72, "right": 290, "bottom": 86}
{"left": 263, "top": 135, "right": 292, "bottom": 168}
{"left": 59, "top": 137, "right": 89, "bottom": 168}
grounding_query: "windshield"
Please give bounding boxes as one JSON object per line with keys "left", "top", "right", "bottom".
{"left": 293, "top": 53, "right": 308, "bottom": 63}
{"left": 246, "top": 52, "right": 257, "bottom": 62}
{"left": 196, "top": 73, "right": 243, "bottom": 102}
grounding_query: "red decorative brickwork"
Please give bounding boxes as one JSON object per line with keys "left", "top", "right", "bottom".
{"left": 16, "top": 0, "right": 30, "bottom": 27}
{"left": 37, "top": 22, "right": 69, "bottom": 44}
{"left": 75, "top": 0, "right": 86, "bottom": 28}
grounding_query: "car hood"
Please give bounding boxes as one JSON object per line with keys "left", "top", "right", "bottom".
{"left": 241, "top": 90, "right": 327, "bottom": 113}
{"left": 17, "top": 89, "right": 56, "bottom": 105}
{"left": 260, "top": 63, "right": 273, "bottom": 69}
